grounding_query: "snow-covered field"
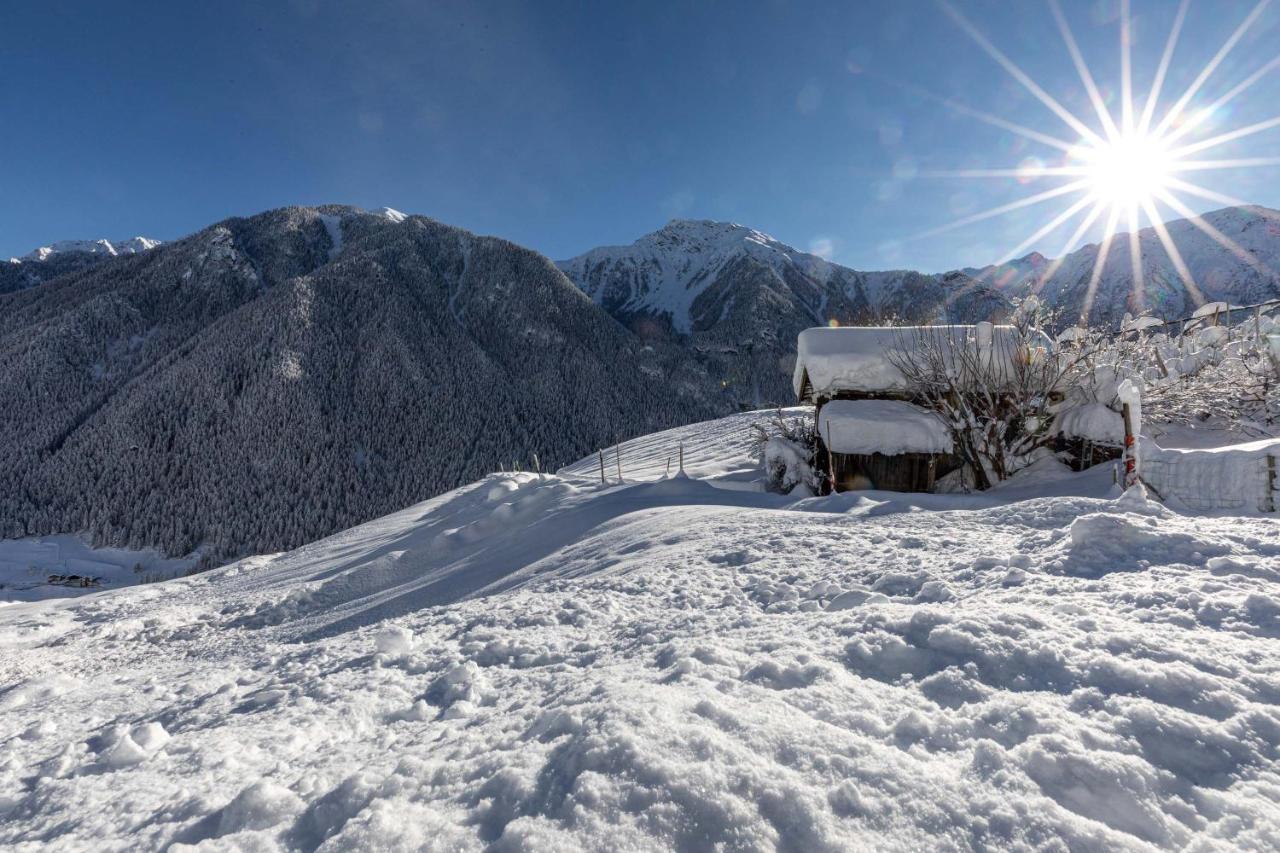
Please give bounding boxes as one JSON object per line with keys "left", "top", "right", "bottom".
{"left": 2, "top": 411, "right": 1278, "bottom": 850}
{"left": 0, "top": 535, "right": 197, "bottom": 603}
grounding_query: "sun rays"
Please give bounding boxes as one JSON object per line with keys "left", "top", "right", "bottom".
{"left": 926, "top": 0, "right": 1280, "bottom": 325}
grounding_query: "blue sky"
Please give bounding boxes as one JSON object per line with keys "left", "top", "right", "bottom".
{"left": 4, "top": 0, "right": 1279, "bottom": 271}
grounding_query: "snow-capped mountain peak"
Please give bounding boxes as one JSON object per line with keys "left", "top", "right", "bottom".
{"left": 557, "top": 219, "right": 848, "bottom": 335}
{"left": 20, "top": 235, "right": 162, "bottom": 262}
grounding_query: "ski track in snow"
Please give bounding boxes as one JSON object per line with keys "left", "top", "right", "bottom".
{"left": 2, "top": 411, "right": 1279, "bottom": 851}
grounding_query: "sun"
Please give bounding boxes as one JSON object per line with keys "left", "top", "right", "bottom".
{"left": 1075, "top": 131, "right": 1176, "bottom": 211}
{"left": 909, "top": 0, "right": 1280, "bottom": 325}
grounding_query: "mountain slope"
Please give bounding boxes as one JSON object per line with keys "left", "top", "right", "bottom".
{"left": 2, "top": 411, "right": 1277, "bottom": 849}
{"left": 558, "top": 220, "right": 1010, "bottom": 407}
{"left": 0, "top": 206, "right": 721, "bottom": 561}
{"left": 968, "top": 205, "right": 1280, "bottom": 326}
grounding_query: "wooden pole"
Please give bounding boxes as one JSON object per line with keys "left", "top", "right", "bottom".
{"left": 615, "top": 443, "right": 623, "bottom": 483}
{"left": 1267, "top": 454, "right": 1277, "bottom": 513}
{"left": 1121, "top": 402, "right": 1138, "bottom": 489}
{"left": 825, "top": 421, "right": 836, "bottom": 494}
{"left": 678, "top": 441, "right": 684, "bottom": 475}
{"left": 598, "top": 450, "right": 606, "bottom": 485}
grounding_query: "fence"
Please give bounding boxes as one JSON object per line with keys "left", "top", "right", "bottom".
{"left": 1135, "top": 298, "right": 1280, "bottom": 340}
{"left": 1140, "top": 438, "right": 1279, "bottom": 512}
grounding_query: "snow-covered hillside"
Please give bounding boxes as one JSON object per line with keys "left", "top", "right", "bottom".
{"left": 0, "top": 535, "right": 197, "bottom": 602}
{"left": 3, "top": 411, "right": 1277, "bottom": 850}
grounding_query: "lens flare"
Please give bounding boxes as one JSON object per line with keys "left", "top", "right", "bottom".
{"left": 915, "top": 0, "right": 1280, "bottom": 324}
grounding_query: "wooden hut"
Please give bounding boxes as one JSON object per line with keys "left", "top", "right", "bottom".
{"left": 817, "top": 399, "right": 953, "bottom": 491}
{"left": 792, "top": 324, "right": 1039, "bottom": 494}
{"left": 1051, "top": 401, "right": 1124, "bottom": 471}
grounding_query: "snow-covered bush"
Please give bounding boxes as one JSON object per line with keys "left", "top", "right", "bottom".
{"left": 887, "top": 312, "right": 1082, "bottom": 489}
{"left": 1056, "top": 305, "right": 1280, "bottom": 439}
{"left": 750, "top": 410, "right": 819, "bottom": 494}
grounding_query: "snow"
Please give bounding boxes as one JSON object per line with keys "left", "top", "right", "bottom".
{"left": 318, "top": 213, "right": 344, "bottom": 261}
{"left": 794, "top": 324, "right": 1045, "bottom": 399}
{"left": 0, "top": 535, "right": 198, "bottom": 603}
{"left": 1192, "top": 301, "right": 1231, "bottom": 318}
{"left": 1, "top": 411, "right": 1278, "bottom": 849}
{"left": 1054, "top": 402, "right": 1124, "bottom": 443}
{"left": 1121, "top": 315, "right": 1165, "bottom": 333}
{"left": 818, "top": 399, "right": 952, "bottom": 455}
{"left": 1141, "top": 436, "right": 1280, "bottom": 512}
{"left": 374, "top": 206, "right": 407, "bottom": 223}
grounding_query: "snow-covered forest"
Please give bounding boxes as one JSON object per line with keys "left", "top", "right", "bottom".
{"left": 0, "top": 207, "right": 722, "bottom": 563}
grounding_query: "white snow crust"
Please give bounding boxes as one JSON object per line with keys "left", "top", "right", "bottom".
{"left": 2, "top": 410, "right": 1278, "bottom": 850}
{"left": 818, "top": 399, "right": 952, "bottom": 455}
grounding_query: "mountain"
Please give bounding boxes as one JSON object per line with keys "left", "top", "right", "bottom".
{"left": 0, "top": 205, "right": 721, "bottom": 562}
{"left": 966, "top": 205, "right": 1280, "bottom": 327}
{"left": 2, "top": 235, "right": 162, "bottom": 295}
{"left": 557, "top": 219, "right": 1010, "bottom": 407}
{"left": 19, "top": 235, "right": 162, "bottom": 262}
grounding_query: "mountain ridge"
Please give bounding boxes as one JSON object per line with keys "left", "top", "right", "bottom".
{"left": 961, "top": 204, "right": 1280, "bottom": 325}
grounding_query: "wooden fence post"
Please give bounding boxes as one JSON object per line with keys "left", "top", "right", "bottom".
{"left": 1267, "top": 454, "right": 1277, "bottom": 513}
{"left": 1121, "top": 402, "right": 1138, "bottom": 490}
{"left": 598, "top": 449, "right": 606, "bottom": 485}
{"left": 615, "top": 443, "right": 623, "bottom": 483}
{"left": 825, "top": 421, "right": 836, "bottom": 494}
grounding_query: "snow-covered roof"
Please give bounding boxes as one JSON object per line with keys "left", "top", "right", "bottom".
{"left": 794, "top": 324, "right": 1046, "bottom": 400}
{"left": 1054, "top": 402, "right": 1124, "bottom": 443}
{"left": 1191, "top": 301, "right": 1231, "bottom": 318}
{"left": 817, "top": 399, "right": 953, "bottom": 456}
{"left": 1122, "top": 315, "right": 1165, "bottom": 333}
